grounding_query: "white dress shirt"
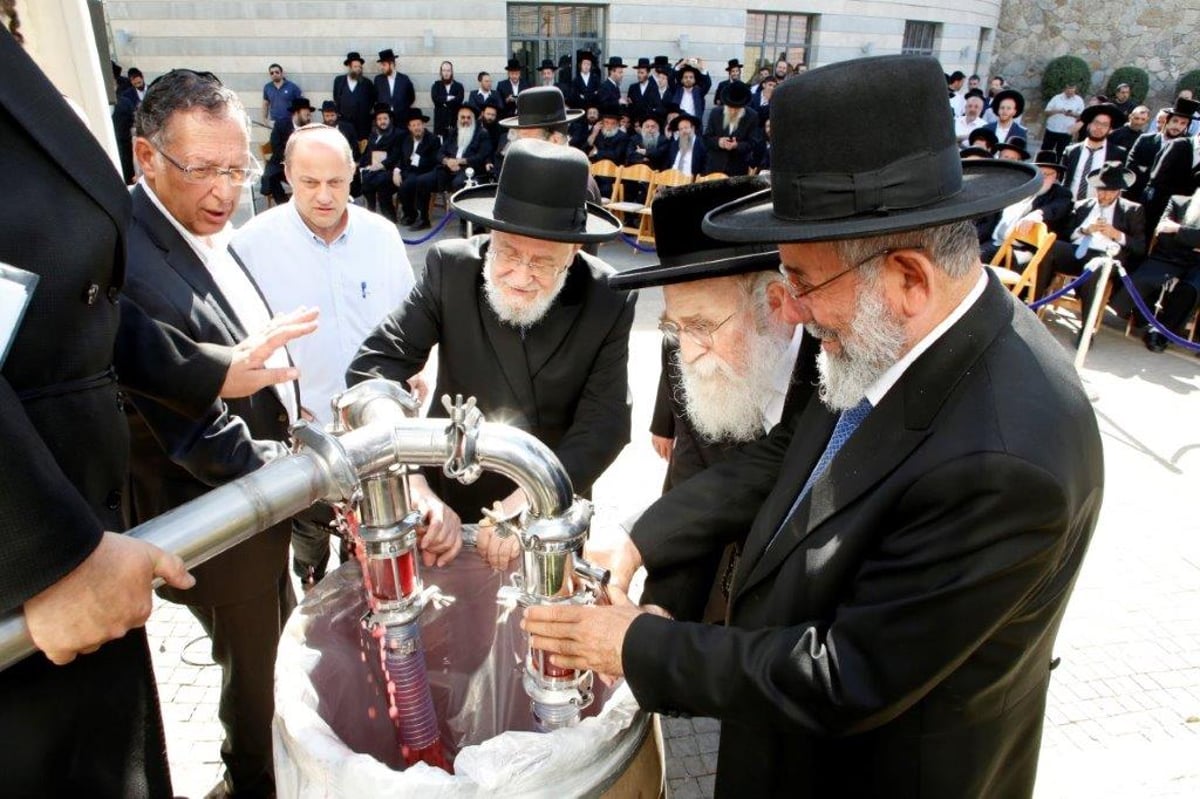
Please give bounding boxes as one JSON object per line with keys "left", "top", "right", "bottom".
{"left": 140, "top": 179, "right": 299, "bottom": 423}
{"left": 761, "top": 326, "right": 804, "bottom": 430}
{"left": 1072, "top": 200, "right": 1125, "bottom": 252}
{"left": 231, "top": 202, "right": 415, "bottom": 426}
{"left": 679, "top": 90, "right": 697, "bottom": 117}
{"left": 1069, "top": 143, "right": 1108, "bottom": 200}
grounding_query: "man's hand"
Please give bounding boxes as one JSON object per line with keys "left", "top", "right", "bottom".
{"left": 24, "top": 532, "right": 195, "bottom": 665}
{"left": 474, "top": 518, "right": 522, "bottom": 570}
{"left": 584, "top": 524, "right": 643, "bottom": 593}
{"left": 522, "top": 586, "right": 648, "bottom": 678}
{"left": 651, "top": 434, "right": 673, "bottom": 461}
{"left": 409, "top": 476, "right": 463, "bottom": 567}
{"left": 392, "top": 168, "right": 403, "bottom": 187}
{"left": 406, "top": 371, "right": 430, "bottom": 406}
{"left": 221, "top": 307, "right": 318, "bottom": 398}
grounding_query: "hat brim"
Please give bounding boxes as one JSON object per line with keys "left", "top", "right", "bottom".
{"left": 499, "top": 108, "right": 584, "bottom": 128}
{"left": 702, "top": 160, "right": 1042, "bottom": 243}
{"left": 451, "top": 184, "right": 622, "bottom": 244}
{"left": 607, "top": 249, "right": 780, "bottom": 290}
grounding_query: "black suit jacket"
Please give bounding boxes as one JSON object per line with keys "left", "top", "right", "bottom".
{"left": 347, "top": 236, "right": 635, "bottom": 517}
{"left": 333, "top": 73, "right": 376, "bottom": 140}
{"left": 1063, "top": 140, "right": 1129, "bottom": 199}
{"left": 664, "top": 85, "right": 706, "bottom": 120}
{"left": 1146, "top": 136, "right": 1200, "bottom": 229}
{"left": 431, "top": 79, "right": 465, "bottom": 137}
{"left": 467, "top": 89, "right": 504, "bottom": 117}
{"left": 627, "top": 80, "right": 662, "bottom": 117}
{"left": 398, "top": 133, "right": 441, "bottom": 179}
{"left": 373, "top": 72, "right": 415, "bottom": 115}
{"left": 358, "top": 125, "right": 403, "bottom": 170}
{"left": 1065, "top": 196, "right": 1147, "bottom": 265}
{"left": 624, "top": 273, "right": 1104, "bottom": 797}
{"left": 1125, "top": 131, "right": 1167, "bottom": 202}
{"left": 572, "top": 72, "right": 601, "bottom": 108}
{"left": 1147, "top": 193, "right": 1200, "bottom": 267}
{"left": 439, "top": 125, "right": 494, "bottom": 173}
{"left": 665, "top": 137, "right": 708, "bottom": 175}
{"left": 123, "top": 186, "right": 294, "bottom": 606}
{"left": 702, "top": 107, "right": 762, "bottom": 176}
{"left": 596, "top": 78, "right": 623, "bottom": 109}
{"left": 497, "top": 77, "right": 532, "bottom": 118}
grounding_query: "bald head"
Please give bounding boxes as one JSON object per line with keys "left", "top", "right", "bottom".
{"left": 283, "top": 124, "right": 355, "bottom": 243}
{"left": 284, "top": 123, "right": 354, "bottom": 168}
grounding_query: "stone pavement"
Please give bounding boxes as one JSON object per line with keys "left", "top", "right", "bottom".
{"left": 147, "top": 222, "right": 1200, "bottom": 797}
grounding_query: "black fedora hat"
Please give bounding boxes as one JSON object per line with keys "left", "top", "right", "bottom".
{"left": 726, "top": 58, "right": 745, "bottom": 72}
{"left": 343, "top": 51, "right": 364, "bottom": 66}
{"left": 635, "top": 57, "right": 652, "bottom": 70}
{"left": 401, "top": 107, "right": 430, "bottom": 123}
{"left": 608, "top": 177, "right": 777, "bottom": 290}
{"left": 600, "top": 104, "right": 623, "bottom": 120}
{"left": 1167, "top": 97, "right": 1200, "bottom": 120}
{"left": 505, "top": 57, "right": 523, "bottom": 72}
{"left": 377, "top": 48, "right": 397, "bottom": 63}
{"left": 605, "top": 56, "right": 627, "bottom": 70}
{"left": 371, "top": 102, "right": 392, "bottom": 116}
{"left": 990, "top": 88, "right": 1025, "bottom": 117}
{"left": 499, "top": 86, "right": 584, "bottom": 128}
{"left": 652, "top": 55, "right": 671, "bottom": 70}
{"left": 677, "top": 63, "right": 702, "bottom": 81}
{"left": 538, "top": 59, "right": 557, "bottom": 72}
{"left": 577, "top": 51, "right": 597, "bottom": 66}
{"left": 668, "top": 111, "right": 701, "bottom": 132}
{"left": 967, "top": 127, "right": 998, "bottom": 151}
{"left": 721, "top": 81, "right": 752, "bottom": 108}
{"left": 995, "top": 137, "right": 1030, "bottom": 161}
{"left": 451, "top": 139, "right": 620, "bottom": 243}
{"left": 1086, "top": 161, "right": 1135, "bottom": 190}
{"left": 964, "top": 87, "right": 986, "bottom": 101}
{"left": 1033, "top": 149, "right": 1066, "bottom": 175}
{"left": 320, "top": 100, "right": 337, "bottom": 113}
{"left": 959, "top": 146, "right": 994, "bottom": 160}
{"left": 288, "top": 96, "right": 314, "bottom": 113}
{"left": 703, "top": 55, "right": 1040, "bottom": 243}
{"left": 1080, "top": 102, "right": 1127, "bottom": 129}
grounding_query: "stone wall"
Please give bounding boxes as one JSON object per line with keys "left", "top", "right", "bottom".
{"left": 991, "top": 0, "right": 1198, "bottom": 141}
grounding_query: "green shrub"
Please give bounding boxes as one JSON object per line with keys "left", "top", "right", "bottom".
{"left": 1105, "top": 66, "right": 1149, "bottom": 103}
{"left": 1041, "top": 55, "right": 1092, "bottom": 102}
{"left": 1176, "top": 70, "right": 1200, "bottom": 98}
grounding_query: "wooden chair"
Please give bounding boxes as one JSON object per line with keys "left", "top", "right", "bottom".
{"left": 588, "top": 160, "right": 622, "bottom": 206}
{"left": 695, "top": 172, "right": 729, "bottom": 183}
{"left": 987, "top": 220, "right": 1055, "bottom": 304}
{"left": 636, "top": 169, "right": 693, "bottom": 245}
{"left": 607, "top": 163, "right": 655, "bottom": 235}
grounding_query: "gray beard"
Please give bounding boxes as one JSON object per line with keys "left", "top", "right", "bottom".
{"left": 642, "top": 133, "right": 660, "bottom": 148}
{"left": 809, "top": 279, "right": 907, "bottom": 411}
{"left": 482, "top": 249, "right": 569, "bottom": 330}
{"left": 601, "top": 128, "right": 619, "bottom": 139}
{"left": 457, "top": 122, "right": 476, "bottom": 143}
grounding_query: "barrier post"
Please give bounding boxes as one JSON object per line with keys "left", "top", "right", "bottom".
{"left": 1073, "top": 255, "right": 1116, "bottom": 370}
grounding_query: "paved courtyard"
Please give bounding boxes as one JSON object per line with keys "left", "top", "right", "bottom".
{"left": 149, "top": 221, "right": 1199, "bottom": 797}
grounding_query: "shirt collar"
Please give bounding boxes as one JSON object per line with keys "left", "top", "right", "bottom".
{"left": 285, "top": 195, "right": 351, "bottom": 246}
{"left": 139, "top": 177, "right": 232, "bottom": 263}
{"left": 864, "top": 269, "right": 988, "bottom": 407}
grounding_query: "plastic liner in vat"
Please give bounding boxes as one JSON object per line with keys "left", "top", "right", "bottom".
{"left": 273, "top": 555, "right": 646, "bottom": 797}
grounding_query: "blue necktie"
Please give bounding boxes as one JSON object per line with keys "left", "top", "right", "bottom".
{"left": 768, "top": 398, "right": 873, "bottom": 549}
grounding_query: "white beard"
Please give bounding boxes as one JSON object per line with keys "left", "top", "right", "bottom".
{"left": 482, "top": 248, "right": 569, "bottom": 330}
{"left": 809, "top": 280, "right": 907, "bottom": 411}
{"left": 677, "top": 323, "right": 791, "bottom": 442}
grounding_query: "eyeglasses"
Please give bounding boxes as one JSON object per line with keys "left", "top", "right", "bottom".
{"left": 489, "top": 244, "right": 569, "bottom": 281}
{"left": 152, "top": 143, "right": 262, "bottom": 186}
{"left": 779, "top": 246, "right": 925, "bottom": 299}
{"left": 658, "top": 310, "right": 737, "bottom": 349}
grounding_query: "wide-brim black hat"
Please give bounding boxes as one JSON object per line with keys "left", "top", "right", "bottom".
{"left": 704, "top": 56, "right": 1041, "bottom": 243}
{"left": 605, "top": 57, "right": 627, "bottom": 69}
{"left": 600, "top": 104, "right": 623, "bottom": 120}
{"left": 968, "top": 127, "right": 998, "bottom": 150}
{"left": 1080, "top": 103, "right": 1127, "bottom": 129}
{"left": 289, "top": 97, "right": 314, "bottom": 113}
{"left": 371, "top": 102, "right": 392, "bottom": 116}
{"left": 721, "top": 81, "right": 752, "bottom": 108}
{"left": 668, "top": 111, "right": 701, "bottom": 132}
{"left": 539, "top": 59, "right": 557, "bottom": 71}
{"left": 499, "top": 86, "right": 584, "bottom": 128}
{"left": 1167, "top": 97, "right": 1200, "bottom": 120}
{"left": 635, "top": 57, "right": 652, "bottom": 69}
{"left": 402, "top": 107, "right": 430, "bottom": 123}
{"left": 964, "top": 88, "right": 985, "bottom": 101}
{"left": 960, "top": 146, "right": 994, "bottom": 159}
{"left": 991, "top": 88, "right": 1025, "bottom": 118}
{"left": 505, "top": 58, "right": 523, "bottom": 72}
{"left": 653, "top": 55, "right": 671, "bottom": 68}
{"left": 995, "top": 137, "right": 1030, "bottom": 161}
{"left": 1087, "top": 162, "right": 1136, "bottom": 190}
{"left": 608, "top": 177, "right": 777, "bottom": 290}
{"left": 451, "top": 139, "right": 620, "bottom": 243}
{"left": 1032, "top": 149, "right": 1066, "bottom": 174}
{"left": 726, "top": 59, "right": 745, "bottom": 71}
{"left": 344, "top": 52, "right": 364, "bottom": 66}
{"left": 677, "top": 64, "right": 702, "bottom": 81}
{"left": 377, "top": 49, "right": 397, "bottom": 63}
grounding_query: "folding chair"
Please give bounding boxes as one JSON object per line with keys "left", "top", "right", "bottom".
{"left": 607, "top": 163, "right": 655, "bottom": 236}
{"left": 588, "top": 160, "right": 622, "bottom": 206}
{"left": 987, "top": 220, "right": 1055, "bottom": 305}
{"left": 694, "top": 172, "right": 729, "bottom": 183}
{"left": 636, "top": 169, "right": 693, "bottom": 245}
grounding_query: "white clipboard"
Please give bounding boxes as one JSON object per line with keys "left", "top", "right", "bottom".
{"left": 0, "top": 261, "right": 38, "bottom": 369}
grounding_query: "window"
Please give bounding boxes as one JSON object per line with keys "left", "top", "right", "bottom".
{"left": 507, "top": 4, "right": 606, "bottom": 83}
{"left": 744, "top": 11, "right": 814, "bottom": 73}
{"left": 901, "top": 21, "right": 939, "bottom": 57}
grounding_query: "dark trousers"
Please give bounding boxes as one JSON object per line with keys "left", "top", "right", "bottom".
{"left": 398, "top": 169, "right": 437, "bottom": 221}
{"left": 1045, "top": 240, "right": 1113, "bottom": 314}
{"left": 260, "top": 166, "right": 288, "bottom": 205}
{"left": 1041, "top": 130, "right": 1074, "bottom": 156}
{"left": 291, "top": 503, "right": 336, "bottom": 582}
{"left": 361, "top": 168, "right": 397, "bottom": 221}
{"left": 190, "top": 572, "right": 296, "bottom": 798}
{"left": 0, "top": 628, "right": 172, "bottom": 797}
{"left": 1110, "top": 257, "right": 1200, "bottom": 334}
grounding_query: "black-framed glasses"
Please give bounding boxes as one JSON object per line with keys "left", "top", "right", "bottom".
{"left": 780, "top": 246, "right": 926, "bottom": 299}
{"left": 658, "top": 310, "right": 737, "bottom": 349}
{"left": 152, "top": 143, "right": 261, "bottom": 186}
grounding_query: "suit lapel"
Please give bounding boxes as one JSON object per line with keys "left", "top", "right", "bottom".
{"left": 731, "top": 273, "right": 1014, "bottom": 604}
{"left": 524, "top": 256, "right": 586, "bottom": 377}
{"left": 0, "top": 30, "right": 130, "bottom": 261}
{"left": 475, "top": 258, "right": 538, "bottom": 424}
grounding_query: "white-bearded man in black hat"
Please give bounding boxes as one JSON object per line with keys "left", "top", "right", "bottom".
{"left": 702, "top": 81, "right": 761, "bottom": 176}
{"left": 348, "top": 139, "right": 635, "bottom": 571}
{"left": 524, "top": 55, "right": 1103, "bottom": 798}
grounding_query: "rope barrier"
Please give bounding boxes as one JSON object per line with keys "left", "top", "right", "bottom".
{"left": 400, "top": 211, "right": 456, "bottom": 246}
{"left": 619, "top": 233, "right": 656, "bottom": 253}
{"left": 1115, "top": 271, "right": 1200, "bottom": 352}
{"left": 1026, "top": 268, "right": 1098, "bottom": 311}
